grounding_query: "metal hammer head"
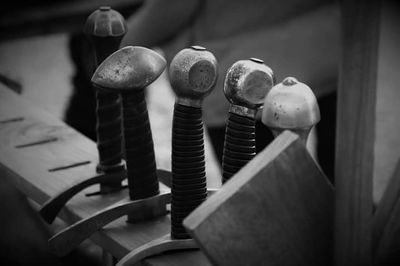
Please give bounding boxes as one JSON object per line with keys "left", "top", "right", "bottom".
{"left": 224, "top": 58, "right": 274, "bottom": 116}
{"left": 84, "top": 6, "right": 127, "bottom": 37}
{"left": 91, "top": 46, "right": 167, "bottom": 92}
{"left": 169, "top": 46, "right": 218, "bottom": 107}
{"left": 262, "top": 77, "right": 320, "bottom": 141}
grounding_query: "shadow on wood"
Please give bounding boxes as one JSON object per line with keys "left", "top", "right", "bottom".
{"left": 184, "top": 131, "right": 334, "bottom": 266}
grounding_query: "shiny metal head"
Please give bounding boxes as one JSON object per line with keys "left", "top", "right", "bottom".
{"left": 84, "top": 6, "right": 127, "bottom": 37}
{"left": 224, "top": 58, "right": 274, "bottom": 118}
{"left": 169, "top": 46, "right": 218, "bottom": 107}
{"left": 262, "top": 77, "right": 320, "bottom": 141}
{"left": 91, "top": 46, "right": 166, "bottom": 92}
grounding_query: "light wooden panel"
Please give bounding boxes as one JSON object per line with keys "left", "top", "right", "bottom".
{"left": 334, "top": 1, "right": 380, "bottom": 265}
{"left": 184, "top": 131, "right": 334, "bottom": 266}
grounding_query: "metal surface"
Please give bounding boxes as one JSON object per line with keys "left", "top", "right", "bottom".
{"left": 83, "top": 6, "right": 127, "bottom": 38}
{"left": 169, "top": 46, "right": 218, "bottom": 107}
{"left": 224, "top": 58, "right": 274, "bottom": 118}
{"left": 92, "top": 46, "right": 167, "bottom": 92}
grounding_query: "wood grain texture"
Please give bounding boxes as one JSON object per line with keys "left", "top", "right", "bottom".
{"left": 375, "top": 196, "right": 400, "bottom": 265}
{"left": 0, "top": 85, "right": 210, "bottom": 265}
{"left": 373, "top": 160, "right": 400, "bottom": 250}
{"left": 374, "top": 159, "right": 400, "bottom": 264}
{"left": 373, "top": 1, "right": 400, "bottom": 204}
{"left": 334, "top": 1, "right": 380, "bottom": 265}
{"left": 184, "top": 131, "right": 334, "bottom": 266}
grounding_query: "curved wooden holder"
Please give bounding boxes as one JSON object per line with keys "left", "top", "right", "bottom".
{"left": 40, "top": 167, "right": 126, "bottom": 224}
{"left": 116, "top": 234, "right": 198, "bottom": 266}
{"left": 49, "top": 185, "right": 171, "bottom": 256}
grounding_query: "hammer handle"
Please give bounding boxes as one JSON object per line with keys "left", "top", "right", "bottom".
{"left": 222, "top": 113, "right": 256, "bottom": 183}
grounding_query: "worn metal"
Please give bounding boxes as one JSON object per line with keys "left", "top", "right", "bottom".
{"left": 224, "top": 58, "right": 274, "bottom": 118}
{"left": 169, "top": 46, "right": 218, "bottom": 107}
{"left": 92, "top": 46, "right": 167, "bottom": 92}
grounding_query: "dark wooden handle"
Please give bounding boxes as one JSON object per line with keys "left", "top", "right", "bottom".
{"left": 123, "top": 91, "right": 159, "bottom": 200}
{"left": 171, "top": 103, "right": 207, "bottom": 239}
{"left": 96, "top": 90, "right": 123, "bottom": 169}
{"left": 222, "top": 113, "right": 256, "bottom": 183}
{"left": 92, "top": 36, "right": 125, "bottom": 176}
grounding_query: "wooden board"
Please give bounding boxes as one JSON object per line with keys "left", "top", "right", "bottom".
{"left": 374, "top": 160, "right": 400, "bottom": 264}
{"left": 334, "top": 1, "right": 380, "bottom": 265}
{"left": 0, "top": 84, "right": 211, "bottom": 265}
{"left": 184, "top": 131, "right": 334, "bottom": 266}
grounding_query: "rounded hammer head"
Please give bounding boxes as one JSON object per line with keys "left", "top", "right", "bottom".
{"left": 91, "top": 46, "right": 167, "bottom": 92}
{"left": 84, "top": 6, "right": 127, "bottom": 37}
{"left": 262, "top": 77, "right": 320, "bottom": 136}
{"left": 169, "top": 46, "right": 218, "bottom": 107}
{"left": 224, "top": 58, "right": 274, "bottom": 111}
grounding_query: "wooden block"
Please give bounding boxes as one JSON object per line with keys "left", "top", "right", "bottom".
{"left": 184, "top": 131, "right": 334, "bottom": 266}
{"left": 335, "top": 1, "right": 380, "bottom": 265}
{"left": 374, "top": 160, "right": 400, "bottom": 249}
{"left": 374, "top": 159, "right": 400, "bottom": 264}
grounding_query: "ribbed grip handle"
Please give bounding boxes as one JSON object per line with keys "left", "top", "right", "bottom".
{"left": 96, "top": 90, "right": 123, "bottom": 168}
{"left": 93, "top": 36, "right": 124, "bottom": 186}
{"left": 222, "top": 113, "right": 256, "bottom": 183}
{"left": 171, "top": 103, "right": 207, "bottom": 239}
{"left": 123, "top": 91, "right": 159, "bottom": 200}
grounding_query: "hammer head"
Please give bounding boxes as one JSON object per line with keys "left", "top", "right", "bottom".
{"left": 84, "top": 6, "right": 127, "bottom": 37}
{"left": 91, "top": 46, "right": 167, "bottom": 92}
{"left": 262, "top": 77, "right": 320, "bottom": 138}
{"left": 169, "top": 46, "right": 218, "bottom": 107}
{"left": 224, "top": 58, "right": 274, "bottom": 111}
